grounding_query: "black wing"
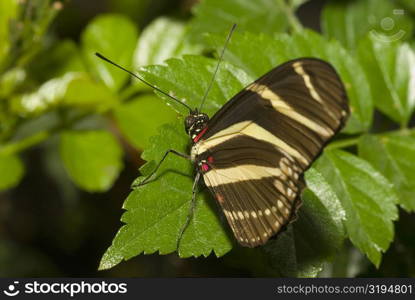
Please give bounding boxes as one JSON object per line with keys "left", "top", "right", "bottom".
{"left": 193, "top": 58, "right": 349, "bottom": 247}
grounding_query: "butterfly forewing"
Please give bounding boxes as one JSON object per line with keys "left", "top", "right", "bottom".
{"left": 193, "top": 58, "right": 349, "bottom": 247}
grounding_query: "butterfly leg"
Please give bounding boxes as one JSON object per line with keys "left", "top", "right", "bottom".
{"left": 132, "top": 149, "right": 190, "bottom": 188}
{"left": 176, "top": 171, "right": 201, "bottom": 253}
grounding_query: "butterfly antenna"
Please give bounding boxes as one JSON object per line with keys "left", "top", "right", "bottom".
{"left": 95, "top": 53, "right": 192, "bottom": 112}
{"left": 199, "top": 23, "right": 237, "bottom": 112}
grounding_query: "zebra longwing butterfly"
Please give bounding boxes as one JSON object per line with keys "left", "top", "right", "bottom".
{"left": 96, "top": 25, "right": 349, "bottom": 248}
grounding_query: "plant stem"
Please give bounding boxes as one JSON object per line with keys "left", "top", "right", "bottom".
{"left": 325, "top": 137, "right": 360, "bottom": 150}
{"left": 280, "top": 0, "right": 303, "bottom": 33}
{"left": 0, "top": 130, "right": 51, "bottom": 156}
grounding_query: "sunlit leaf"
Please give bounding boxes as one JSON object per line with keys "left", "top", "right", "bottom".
{"left": 314, "top": 150, "right": 398, "bottom": 267}
{"left": 113, "top": 94, "right": 177, "bottom": 150}
{"left": 206, "top": 30, "right": 373, "bottom": 133}
{"left": 81, "top": 14, "right": 138, "bottom": 91}
{"left": 357, "top": 36, "right": 415, "bottom": 126}
{"left": 11, "top": 73, "right": 117, "bottom": 117}
{"left": 29, "top": 40, "right": 86, "bottom": 83}
{"left": 59, "top": 130, "right": 123, "bottom": 192}
{"left": 188, "top": 0, "right": 291, "bottom": 42}
{"left": 0, "top": 153, "right": 24, "bottom": 191}
{"left": 359, "top": 134, "right": 415, "bottom": 211}
{"left": 11, "top": 73, "right": 77, "bottom": 116}
{"left": 398, "top": 0, "right": 415, "bottom": 13}
{"left": 102, "top": 54, "right": 348, "bottom": 275}
{"left": 321, "top": 0, "right": 413, "bottom": 49}
{"left": 134, "top": 17, "right": 202, "bottom": 67}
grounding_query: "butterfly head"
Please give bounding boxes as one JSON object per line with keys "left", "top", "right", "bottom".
{"left": 185, "top": 111, "right": 209, "bottom": 141}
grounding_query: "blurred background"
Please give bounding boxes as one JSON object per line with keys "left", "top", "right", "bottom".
{"left": 0, "top": 0, "right": 415, "bottom": 277}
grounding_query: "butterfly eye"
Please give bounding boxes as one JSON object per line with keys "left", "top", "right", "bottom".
{"left": 184, "top": 116, "right": 195, "bottom": 132}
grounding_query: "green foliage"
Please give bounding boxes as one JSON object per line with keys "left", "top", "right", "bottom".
{"left": 59, "top": 130, "right": 123, "bottom": 192}
{"left": 322, "top": 0, "right": 413, "bottom": 49}
{"left": 100, "top": 0, "right": 415, "bottom": 274}
{"left": 188, "top": 0, "right": 301, "bottom": 42}
{"left": 139, "top": 55, "right": 251, "bottom": 114}
{"left": 0, "top": 6, "right": 187, "bottom": 192}
{"left": 0, "top": 153, "right": 24, "bottom": 190}
{"left": 313, "top": 150, "right": 398, "bottom": 267}
{"left": 99, "top": 122, "right": 233, "bottom": 270}
{"left": 134, "top": 17, "right": 202, "bottom": 67}
{"left": 81, "top": 14, "right": 139, "bottom": 91}
{"left": 206, "top": 30, "right": 373, "bottom": 134}
{"left": 113, "top": 95, "right": 177, "bottom": 149}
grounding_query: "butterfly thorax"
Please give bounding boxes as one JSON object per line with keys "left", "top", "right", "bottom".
{"left": 184, "top": 111, "right": 209, "bottom": 143}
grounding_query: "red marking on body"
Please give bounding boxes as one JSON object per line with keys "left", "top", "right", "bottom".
{"left": 216, "top": 193, "right": 224, "bottom": 204}
{"left": 207, "top": 156, "right": 214, "bottom": 163}
{"left": 193, "top": 127, "right": 208, "bottom": 143}
{"left": 201, "top": 163, "right": 210, "bottom": 172}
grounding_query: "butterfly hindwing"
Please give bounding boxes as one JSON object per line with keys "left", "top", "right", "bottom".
{"left": 192, "top": 58, "right": 349, "bottom": 246}
{"left": 202, "top": 144, "right": 304, "bottom": 247}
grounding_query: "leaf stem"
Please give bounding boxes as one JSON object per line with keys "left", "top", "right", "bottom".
{"left": 280, "top": 0, "right": 303, "bottom": 33}
{"left": 0, "top": 113, "right": 87, "bottom": 156}
{"left": 326, "top": 137, "right": 360, "bottom": 150}
{"left": 327, "top": 127, "right": 415, "bottom": 150}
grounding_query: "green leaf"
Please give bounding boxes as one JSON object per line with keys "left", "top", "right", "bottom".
{"left": 293, "top": 189, "right": 345, "bottom": 277}
{"left": 0, "top": 0, "right": 19, "bottom": 69}
{"left": 99, "top": 122, "right": 233, "bottom": 270}
{"left": 0, "top": 68, "right": 26, "bottom": 98}
{"left": 11, "top": 73, "right": 77, "bottom": 117}
{"left": 188, "top": 0, "right": 291, "bottom": 43}
{"left": 206, "top": 32, "right": 288, "bottom": 79}
{"left": 289, "top": 0, "right": 309, "bottom": 8}
{"left": 113, "top": 94, "right": 177, "bottom": 149}
{"left": 304, "top": 168, "right": 346, "bottom": 234}
{"left": 11, "top": 73, "right": 117, "bottom": 117}
{"left": 0, "top": 153, "right": 24, "bottom": 191}
{"left": 314, "top": 150, "right": 398, "bottom": 267}
{"left": 81, "top": 14, "right": 138, "bottom": 91}
{"left": 321, "top": 0, "right": 414, "bottom": 49}
{"left": 134, "top": 17, "right": 202, "bottom": 67}
{"left": 206, "top": 30, "right": 373, "bottom": 133}
{"left": 59, "top": 130, "right": 123, "bottom": 192}
{"left": 63, "top": 74, "right": 118, "bottom": 111}
{"left": 138, "top": 55, "right": 252, "bottom": 115}
{"left": 291, "top": 168, "right": 347, "bottom": 277}
{"left": 357, "top": 36, "right": 415, "bottom": 126}
{"left": 108, "top": 0, "right": 152, "bottom": 23}
{"left": 359, "top": 134, "right": 415, "bottom": 212}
